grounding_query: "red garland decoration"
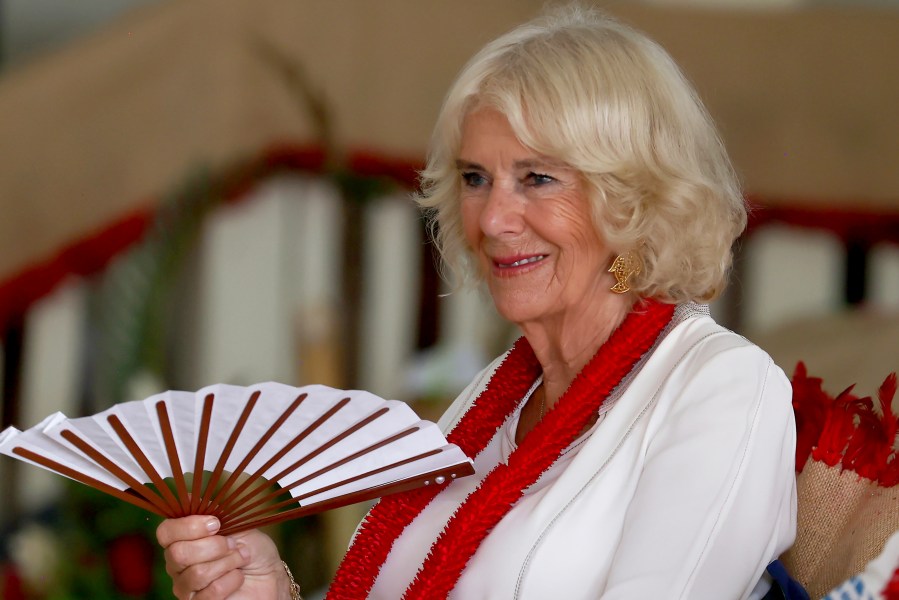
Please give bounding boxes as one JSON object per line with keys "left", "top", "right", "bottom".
{"left": 326, "top": 337, "right": 541, "bottom": 599}
{"left": 327, "top": 299, "right": 674, "bottom": 599}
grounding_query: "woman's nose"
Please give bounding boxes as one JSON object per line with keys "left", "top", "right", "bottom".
{"left": 479, "top": 183, "right": 524, "bottom": 238}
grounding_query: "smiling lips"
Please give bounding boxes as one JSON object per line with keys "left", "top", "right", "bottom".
{"left": 494, "top": 254, "right": 548, "bottom": 269}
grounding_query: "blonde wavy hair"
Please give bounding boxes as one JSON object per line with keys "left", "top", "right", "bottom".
{"left": 415, "top": 5, "right": 746, "bottom": 303}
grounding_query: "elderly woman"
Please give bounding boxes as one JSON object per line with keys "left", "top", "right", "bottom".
{"left": 156, "top": 6, "right": 797, "bottom": 599}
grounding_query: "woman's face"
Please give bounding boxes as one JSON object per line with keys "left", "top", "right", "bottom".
{"left": 458, "top": 108, "right": 615, "bottom": 328}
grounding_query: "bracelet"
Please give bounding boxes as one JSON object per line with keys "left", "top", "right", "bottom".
{"left": 281, "top": 561, "right": 302, "bottom": 600}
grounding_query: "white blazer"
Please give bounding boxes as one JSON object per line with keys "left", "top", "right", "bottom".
{"left": 369, "top": 307, "right": 797, "bottom": 599}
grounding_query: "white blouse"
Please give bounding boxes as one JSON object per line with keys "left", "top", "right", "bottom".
{"left": 368, "top": 306, "right": 797, "bottom": 599}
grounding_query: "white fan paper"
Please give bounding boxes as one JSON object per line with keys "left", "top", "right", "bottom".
{"left": 0, "top": 382, "right": 473, "bottom": 534}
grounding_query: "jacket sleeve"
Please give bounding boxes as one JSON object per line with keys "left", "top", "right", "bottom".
{"left": 602, "top": 339, "right": 798, "bottom": 600}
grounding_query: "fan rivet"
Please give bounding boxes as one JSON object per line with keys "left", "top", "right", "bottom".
{"left": 424, "top": 480, "right": 430, "bottom": 485}
{"left": 435, "top": 476, "right": 446, "bottom": 484}
{"left": 451, "top": 473, "right": 457, "bottom": 478}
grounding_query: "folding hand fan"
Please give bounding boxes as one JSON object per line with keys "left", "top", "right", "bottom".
{"left": 0, "top": 382, "right": 474, "bottom": 535}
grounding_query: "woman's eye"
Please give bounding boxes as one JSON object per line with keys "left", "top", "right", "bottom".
{"left": 526, "top": 172, "right": 555, "bottom": 186}
{"left": 461, "top": 172, "right": 488, "bottom": 187}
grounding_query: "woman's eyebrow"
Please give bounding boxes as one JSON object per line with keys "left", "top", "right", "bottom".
{"left": 513, "top": 158, "right": 567, "bottom": 170}
{"left": 455, "top": 158, "right": 566, "bottom": 171}
{"left": 455, "top": 159, "right": 483, "bottom": 170}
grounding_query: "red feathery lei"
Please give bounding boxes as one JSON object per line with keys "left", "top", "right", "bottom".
{"left": 327, "top": 299, "right": 674, "bottom": 600}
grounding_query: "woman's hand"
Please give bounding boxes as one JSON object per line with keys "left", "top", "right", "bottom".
{"left": 156, "top": 516, "right": 293, "bottom": 599}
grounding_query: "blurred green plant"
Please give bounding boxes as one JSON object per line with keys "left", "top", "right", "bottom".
{"left": 38, "top": 482, "right": 168, "bottom": 600}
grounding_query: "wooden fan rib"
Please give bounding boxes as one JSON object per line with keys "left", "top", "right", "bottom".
{"left": 12, "top": 446, "right": 166, "bottom": 516}
{"left": 190, "top": 394, "right": 215, "bottom": 514}
{"left": 106, "top": 415, "right": 184, "bottom": 516}
{"left": 231, "top": 397, "right": 352, "bottom": 498}
{"left": 222, "top": 437, "right": 435, "bottom": 530}
{"left": 221, "top": 422, "right": 419, "bottom": 524}
{"left": 219, "top": 458, "right": 475, "bottom": 536}
{"left": 217, "top": 403, "right": 391, "bottom": 520}
{"left": 156, "top": 402, "right": 190, "bottom": 516}
{"left": 206, "top": 392, "right": 308, "bottom": 514}
{"left": 212, "top": 397, "right": 352, "bottom": 520}
{"left": 58, "top": 429, "right": 175, "bottom": 517}
{"left": 197, "top": 390, "right": 260, "bottom": 514}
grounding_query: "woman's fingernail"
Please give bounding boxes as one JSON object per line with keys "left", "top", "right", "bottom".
{"left": 205, "top": 518, "right": 220, "bottom": 533}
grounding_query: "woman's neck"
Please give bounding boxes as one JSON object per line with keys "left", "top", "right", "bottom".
{"left": 518, "top": 293, "right": 635, "bottom": 410}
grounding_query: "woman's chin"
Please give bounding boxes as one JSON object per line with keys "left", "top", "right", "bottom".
{"left": 490, "top": 296, "right": 550, "bottom": 326}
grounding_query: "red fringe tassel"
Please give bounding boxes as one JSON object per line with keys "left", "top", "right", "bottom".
{"left": 792, "top": 363, "right": 899, "bottom": 487}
